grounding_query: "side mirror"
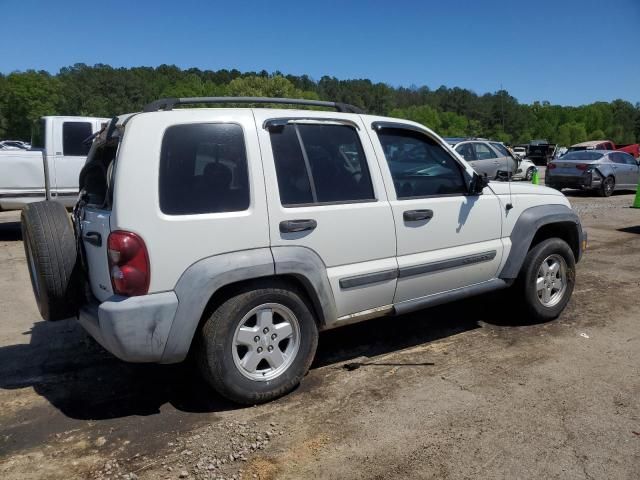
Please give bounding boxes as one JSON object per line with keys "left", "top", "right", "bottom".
{"left": 469, "top": 172, "right": 488, "bottom": 195}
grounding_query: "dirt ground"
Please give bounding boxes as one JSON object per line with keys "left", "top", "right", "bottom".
{"left": 1, "top": 184, "right": 639, "bottom": 480}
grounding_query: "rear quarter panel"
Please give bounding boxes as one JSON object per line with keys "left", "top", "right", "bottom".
{"left": 110, "top": 109, "right": 270, "bottom": 293}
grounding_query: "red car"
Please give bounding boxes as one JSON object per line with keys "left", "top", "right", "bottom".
{"left": 567, "top": 140, "right": 640, "bottom": 158}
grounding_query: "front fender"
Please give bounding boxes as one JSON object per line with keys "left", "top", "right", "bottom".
{"left": 499, "top": 204, "right": 584, "bottom": 280}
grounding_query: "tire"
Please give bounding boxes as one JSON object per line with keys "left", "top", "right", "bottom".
{"left": 21, "top": 201, "right": 81, "bottom": 321}
{"left": 525, "top": 167, "right": 534, "bottom": 181}
{"left": 546, "top": 184, "right": 562, "bottom": 191}
{"left": 197, "top": 282, "right": 319, "bottom": 404}
{"left": 598, "top": 176, "right": 615, "bottom": 197}
{"left": 513, "top": 238, "right": 575, "bottom": 322}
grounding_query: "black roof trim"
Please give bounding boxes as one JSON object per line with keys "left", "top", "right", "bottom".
{"left": 143, "top": 97, "right": 365, "bottom": 114}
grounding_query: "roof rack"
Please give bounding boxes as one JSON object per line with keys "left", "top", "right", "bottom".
{"left": 142, "top": 97, "right": 365, "bottom": 114}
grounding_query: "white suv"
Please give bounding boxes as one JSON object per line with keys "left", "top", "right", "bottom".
{"left": 21, "top": 97, "right": 586, "bottom": 404}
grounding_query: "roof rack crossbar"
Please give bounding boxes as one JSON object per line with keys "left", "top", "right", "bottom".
{"left": 143, "top": 97, "right": 365, "bottom": 114}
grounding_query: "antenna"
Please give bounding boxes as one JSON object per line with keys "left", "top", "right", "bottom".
{"left": 501, "top": 84, "right": 513, "bottom": 212}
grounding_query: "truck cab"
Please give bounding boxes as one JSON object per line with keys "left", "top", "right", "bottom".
{"left": 0, "top": 116, "right": 108, "bottom": 211}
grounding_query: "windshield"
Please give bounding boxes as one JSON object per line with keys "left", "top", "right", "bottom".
{"left": 560, "top": 151, "right": 603, "bottom": 161}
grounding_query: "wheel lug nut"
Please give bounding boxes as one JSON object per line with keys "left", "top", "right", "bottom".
{"left": 267, "top": 345, "right": 274, "bottom": 352}
{"left": 271, "top": 333, "right": 277, "bottom": 340}
{"left": 257, "top": 347, "right": 263, "bottom": 353}
{"left": 263, "top": 327, "right": 269, "bottom": 334}
{"left": 254, "top": 336, "right": 260, "bottom": 343}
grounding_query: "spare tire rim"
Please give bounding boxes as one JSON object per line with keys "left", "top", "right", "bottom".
{"left": 536, "top": 254, "right": 567, "bottom": 307}
{"left": 232, "top": 303, "right": 301, "bottom": 382}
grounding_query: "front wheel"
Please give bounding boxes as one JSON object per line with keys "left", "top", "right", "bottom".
{"left": 197, "top": 282, "right": 318, "bottom": 404}
{"left": 514, "top": 238, "right": 575, "bottom": 322}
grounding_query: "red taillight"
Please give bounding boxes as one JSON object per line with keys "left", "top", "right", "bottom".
{"left": 548, "top": 163, "right": 557, "bottom": 169}
{"left": 107, "top": 231, "right": 150, "bottom": 296}
{"left": 575, "top": 164, "right": 588, "bottom": 171}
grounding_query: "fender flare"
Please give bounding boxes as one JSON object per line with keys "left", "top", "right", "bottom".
{"left": 499, "top": 204, "right": 584, "bottom": 280}
{"left": 160, "top": 246, "right": 336, "bottom": 363}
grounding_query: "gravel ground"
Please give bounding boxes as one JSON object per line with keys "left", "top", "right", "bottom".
{"left": 1, "top": 185, "right": 639, "bottom": 480}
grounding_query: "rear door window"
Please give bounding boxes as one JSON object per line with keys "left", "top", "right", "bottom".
{"left": 269, "top": 123, "right": 375, "bottom": 206}
{"left": 63, "top": 122, "right": 93, "bottom": 156}
{"left": 159, "top": 123, "right": 250, "bottom": 215}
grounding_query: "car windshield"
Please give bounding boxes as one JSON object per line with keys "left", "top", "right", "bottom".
{"left": 561, "top": 151, "right": 603, "bottom": 161}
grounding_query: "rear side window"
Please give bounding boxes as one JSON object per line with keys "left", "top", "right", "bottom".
{"left": 63, "top": 122, "right": 92, "bottom": 156}
{"left": 376, "top": 128, "right": 467, "bottom": 198}
{"left": 159, "top": 123, "right": 250, "bottom": 215}
{"left": 269, "top": 124, "right": 375, "bottom": 206}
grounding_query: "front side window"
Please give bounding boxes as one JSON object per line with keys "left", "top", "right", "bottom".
{"left": 376, "top": 128, "right": 467, "bottom": 198}
{"left": 63, "top": 122, "right": 92, "bottom": 156}
{"left": 159, "top": 123, "right": 250, "bottom": 215}
{"left": 473, "top": 143, "right": 498, "bottom": 160}
{"left": 269, "top": 123, "right": 375, "bottom": 206}
{"left": 490, "top": 142, "right": 511, "bottom": 157}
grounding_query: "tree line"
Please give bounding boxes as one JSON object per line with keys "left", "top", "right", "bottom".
{"left": 1, "top": 63, "right": 639, "bottom": 146}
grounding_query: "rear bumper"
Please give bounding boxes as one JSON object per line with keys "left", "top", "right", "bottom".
{"left": 545, "top": 172, "right": 601, "bottom": 189}
{"left": 78, "top": 292, "right": 179, "bottom": 363}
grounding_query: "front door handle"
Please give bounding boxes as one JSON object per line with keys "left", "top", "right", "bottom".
{"left": 403, "top": 209, "right": 433, "bottom": 222}
{"left": 83, "top": 231, "right": 102, "bottom": 247}
{"left": 279, "top": 219, "right": 317, "bottom": 233}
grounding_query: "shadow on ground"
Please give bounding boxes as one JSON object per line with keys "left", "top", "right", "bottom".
{"left": 0, "top": 221, "right": 21, "bottom": 241}
{"left": 618, "top": 226, "right": 640, "bottom": 235}
{"left": 0, "top": 292, "right": 529, "bottom": 426}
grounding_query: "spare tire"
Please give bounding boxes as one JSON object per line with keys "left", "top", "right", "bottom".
{"left": 21, "top": 201, "right": 81, "bottom": 321}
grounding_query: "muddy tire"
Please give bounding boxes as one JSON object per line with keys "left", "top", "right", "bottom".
{"left": 197, "top": 281, "right": 318, "bottom": 404}
{"left": 514, "top": 238, "right": 575, "bottom": 322}
{"left": 21, "top": 201, "right": 81, "bottom": 321}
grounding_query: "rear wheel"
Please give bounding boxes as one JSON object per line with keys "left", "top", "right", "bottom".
{"left": 21, "top": 201, "right": 81, "bottom": 321}
{"left": 197, "top": 282, "right": 318, "bottom": 404}
{"left": 598, "top": 176, "right": 615, "bottom": 197}
{"left": 513, "top": 238, "right": 575, "bottom": 322}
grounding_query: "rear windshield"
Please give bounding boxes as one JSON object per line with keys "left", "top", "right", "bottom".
{"left": 561, "top": 151, "right": 603, "bottom": 161}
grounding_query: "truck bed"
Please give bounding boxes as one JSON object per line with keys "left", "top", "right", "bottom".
{"left": 0, "top": 150, "right": 47, "bottom": 210}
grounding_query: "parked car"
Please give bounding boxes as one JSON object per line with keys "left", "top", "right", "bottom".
{"left": 567, "top": 140, "right": 640, "bottom": 159}
{"left": 0, "top": 116, "right": 108, "bottom": 211}
{"left": 445, "top": 138, "right": 517, "bottom": 179}
{"left": 527, "top": 143, "right": 557, "bottom": 166}
{"left": 546, "top": 150, "right": 640, "bottom": 196}
{"left": 512, "top": 146, "right": 527, "bottom": 159}
{"left": 21, "top": 97, "right": 586, "bottom": 404}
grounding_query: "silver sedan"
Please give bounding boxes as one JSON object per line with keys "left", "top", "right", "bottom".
{"left": 545, "top": 150, "right": 639, "bottom": 197}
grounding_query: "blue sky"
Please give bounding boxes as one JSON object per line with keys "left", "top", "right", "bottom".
{"left": 1, "top": 0, "right": 638, "bottom": 106}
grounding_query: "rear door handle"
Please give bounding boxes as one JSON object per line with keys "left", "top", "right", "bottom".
{"left": 403, "top": 209, "right": 433, "bottom": 221}
{"left": 83, "top": 231, "right": 102, "bottom": 247}
{"left": 279, "top": 219, "right": 317, "bottom": 233}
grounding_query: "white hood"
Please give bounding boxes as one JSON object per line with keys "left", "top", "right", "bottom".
{"left": 488, "top": 182, "right": 563, "bottom": 196}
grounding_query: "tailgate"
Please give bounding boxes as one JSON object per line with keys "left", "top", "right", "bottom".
{"left": 79, "top": 207, "right": 113, "bottom": 301}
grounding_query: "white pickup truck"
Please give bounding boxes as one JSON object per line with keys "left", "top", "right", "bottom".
{"left": 0, "top": 116, "right": 108, "bottom": 211}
